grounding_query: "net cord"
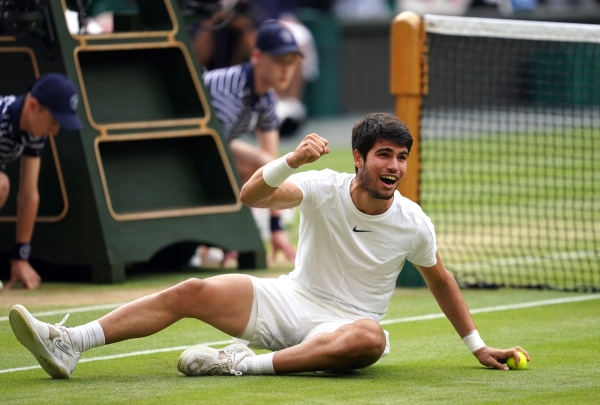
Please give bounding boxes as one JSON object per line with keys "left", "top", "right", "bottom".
{"left": 424, "top": 14, "right": 600, "bottom": 43}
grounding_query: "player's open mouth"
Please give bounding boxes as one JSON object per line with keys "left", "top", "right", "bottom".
{"left": 380, "top": 175, "right": 398, "bottom": 185}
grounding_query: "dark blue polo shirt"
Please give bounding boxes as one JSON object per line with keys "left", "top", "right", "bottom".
{"left": 203, "top": 62, "right": 279, "bottom": 142}
{"left": 0, "top": 95, "right": 47, "bottom": 166}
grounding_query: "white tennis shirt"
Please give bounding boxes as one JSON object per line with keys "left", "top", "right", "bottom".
{"left": 286, "top": 169, "right": 438, "bottom": 322}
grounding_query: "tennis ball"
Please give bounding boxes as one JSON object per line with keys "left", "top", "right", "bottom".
{"left": 506, "top": 352, "right": 527, "bottom": 370}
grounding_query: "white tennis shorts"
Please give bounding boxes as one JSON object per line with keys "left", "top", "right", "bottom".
{"left": 235, "top": 275, "right": 390, "bottom": 357}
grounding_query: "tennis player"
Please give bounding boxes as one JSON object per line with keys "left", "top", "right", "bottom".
{"left": 9, "top": 113, "right": 529, "bottom": 378}
{"left": 198, "top": 19, "right": 302, "bottom": 265}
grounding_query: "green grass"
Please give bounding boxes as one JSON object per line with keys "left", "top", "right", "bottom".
{"left": 0, "top": 138, "right": 598, "bottom": 401}
{"left": 5, "top": 142, "right": 596, "bottom": 402}
{"left": 1, "top": 281, "right": 599, "bottom": 404}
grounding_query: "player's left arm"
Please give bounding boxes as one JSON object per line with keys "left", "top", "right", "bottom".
{"left": 415, "top": 252, "right": 530, "bottom": 370}
{"left": 5, "top": 155, "right": 42, "bottom": 290}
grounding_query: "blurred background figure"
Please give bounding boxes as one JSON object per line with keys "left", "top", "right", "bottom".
{"left": 191, "top": 0, "right": 321, "bottom": 137}
{"left": 190, "top": 20, "right": 303, "bottom": 268}
{"left": 275, "top": 15, "right": 319, "bottom": 137}
{"left": 191, "top": 0, "right": 258, "bottom": 71}
{"left": 250, "top": 1, "right": 321, "bottom": 137}
{"left": 66, "top": 0, "right": 325, "bottom": 137}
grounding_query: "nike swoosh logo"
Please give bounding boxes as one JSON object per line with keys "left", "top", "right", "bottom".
{"left": 54, "top": 339, "right": 73, "bottom": 357}
{"left": 352, "top": 226, "right": 372, "bottom": 233}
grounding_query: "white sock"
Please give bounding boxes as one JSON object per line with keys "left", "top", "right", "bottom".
{"left": 242, "top": 352, "right": 276, "bottom": 375}
{"left": 71, "top": 321, "right": 105, "bottom": 353}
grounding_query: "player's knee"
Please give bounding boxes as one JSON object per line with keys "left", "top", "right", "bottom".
{"left": 178, "top": 277, "right": 207, "bottom": 297}
{"left": 163, "top": 278, "right": 206, "bottom": 311}
{"left": 344, "top": 320, "right": 386, "bottom": 358}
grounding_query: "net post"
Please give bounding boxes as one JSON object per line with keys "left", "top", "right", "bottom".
{"left": 390, "top": 11, "right": 426, "bottom": 204}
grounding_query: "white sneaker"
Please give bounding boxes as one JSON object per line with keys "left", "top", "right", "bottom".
{"left": 188, "top": 249, "right": 203, "bottom": 268}
{"left": 177, "top": 343, "right": 254, "bottom": 376}
{"left": 9, "top": 304, "right": 81, "bottom": 379}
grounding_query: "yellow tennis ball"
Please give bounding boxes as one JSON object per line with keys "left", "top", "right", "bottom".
{"left": 507, "top": 352, "right": 527, "bottom": 370}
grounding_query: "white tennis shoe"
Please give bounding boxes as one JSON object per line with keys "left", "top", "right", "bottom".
{"left": 9, "top": 304, "right": 81, "bottom": 379}
{"left": 177, "top": 343, "right": 255, "bottom": 376}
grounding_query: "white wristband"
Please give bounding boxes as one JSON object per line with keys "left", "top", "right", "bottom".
{"left": 462, "top": 330, "right": 486, "bottom": 354}
{"left": 262, "top": 153, "right": 298, "bottom": 187}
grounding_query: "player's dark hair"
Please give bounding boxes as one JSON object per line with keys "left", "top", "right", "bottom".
{"left": 351, "top": 113, "right": 413, "bottom": 173}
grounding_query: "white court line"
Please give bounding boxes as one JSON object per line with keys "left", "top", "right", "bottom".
{"left": 380, "top": 294, "right": 600, "bottom": 324}
{"left": 2, "top": 294, "right": 599, "bottom": 374}
{"left": 0, "top": 340, "right": 235, "bottom": 375}
{"left": 0, "top": 303, "right": 128, "bottom": 323}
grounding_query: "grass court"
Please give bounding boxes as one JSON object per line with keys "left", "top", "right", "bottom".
{"left": 1, "top": 269, "right": 599, "bottom": 404}
{"left": 1, "top": 145, "right": 599, "bottom": 403}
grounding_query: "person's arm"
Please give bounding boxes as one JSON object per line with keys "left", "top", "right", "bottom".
{"left": 415, "top": 252, "right": 530, "bottom": 370}
{"left": 255, "top": 128, "right": 279, "bottom": 160}
{"left": 240, "top": 133, "right": 329, "bottom": 210}
{"left": 5, "top": 155, "right": 42, "bottom": 290}
{"left": 191, "top": 10, "right": 228, "bottom": 67}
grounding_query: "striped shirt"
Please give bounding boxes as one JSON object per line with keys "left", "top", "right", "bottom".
{"left": 0, "top": 95, "right": 47, "bottom": 166}
{"left": 203, "top": 62, "right": 279, "bottom": 142}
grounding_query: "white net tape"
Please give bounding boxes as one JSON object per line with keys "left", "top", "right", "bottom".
{"left": 424, "top": 14, "right": 600, "bottom": 43}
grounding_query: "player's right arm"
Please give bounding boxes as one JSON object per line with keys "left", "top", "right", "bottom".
{"left": 240, "top": 133, "right": 329, "bottom": 210}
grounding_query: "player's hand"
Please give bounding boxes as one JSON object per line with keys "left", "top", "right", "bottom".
{"left": 474, "top": 346, "right": 530, "bottom": 370}
{"left": 5, "top": 260, "right": 41, "bottom": 290}
{"left": 271, "top": 230, "right": 296, "bottom": 262}
{"left": 287, "top": 133, "right": 329, "bottom": 168}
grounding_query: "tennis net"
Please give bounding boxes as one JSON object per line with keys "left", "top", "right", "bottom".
{"left": 419, "top": 15, "right": 599, "bottom": 292}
